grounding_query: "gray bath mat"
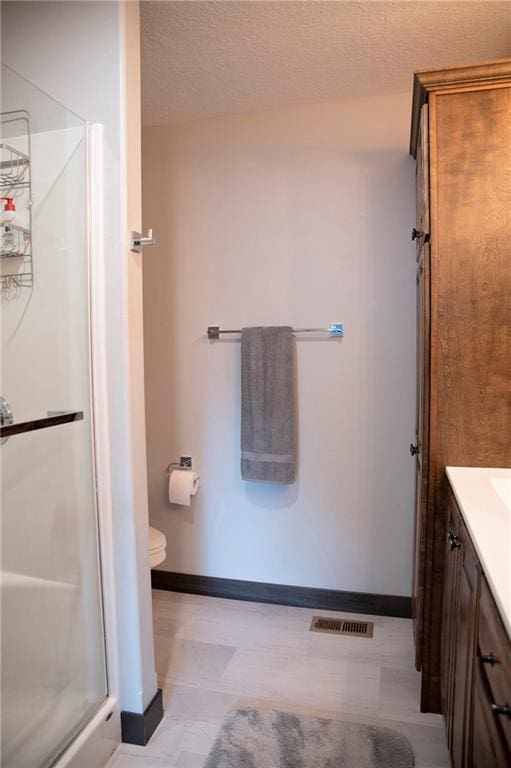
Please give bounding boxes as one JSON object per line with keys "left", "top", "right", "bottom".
{"left": 204, "top": 708, "right": 414, "bottom": 768}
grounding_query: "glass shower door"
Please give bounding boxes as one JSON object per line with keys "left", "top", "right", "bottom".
{"left": 1, "top": 65, "right": 107, "bottom": 767}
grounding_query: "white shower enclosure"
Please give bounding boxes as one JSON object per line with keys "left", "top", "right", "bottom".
{"left": 1, "top": 64, "right": 108, "bottom": 767}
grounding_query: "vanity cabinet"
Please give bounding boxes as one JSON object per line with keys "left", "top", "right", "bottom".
{"left": 441, "top": 485, "right": 511, "bottom": 768}
{"left": 409, "top": 60, "right": 511, "bottom": 713}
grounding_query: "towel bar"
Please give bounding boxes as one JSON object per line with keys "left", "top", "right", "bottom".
{"left": 207, "top": 324, "right": 344, "bottom": 340}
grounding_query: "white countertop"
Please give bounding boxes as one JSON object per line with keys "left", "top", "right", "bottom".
{"left": 446, "top": 467, "right": 511, "bottom": 637}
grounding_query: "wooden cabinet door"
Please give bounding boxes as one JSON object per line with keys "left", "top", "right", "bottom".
{"left": 441, "top": 496, "right": 510, "bottom": 767}
{"left": 412, "top": 103, "right": 431, "bottom": 670}
{"left": 450, "top": 526, "right": 478, "bottom": 768}
{"left": 441, "top": 497, "right": 460, "bottom": 748}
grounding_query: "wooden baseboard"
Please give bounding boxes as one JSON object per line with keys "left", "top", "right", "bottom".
{"left": 151, "top": 571, "right": 412, "bottom": 619}
{"left": 121, "top": 688, "right": 163, "bottom": 746}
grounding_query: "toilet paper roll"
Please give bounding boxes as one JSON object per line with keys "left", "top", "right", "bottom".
{"left": 168, "top": 469, "right": 200, "bottom": 506}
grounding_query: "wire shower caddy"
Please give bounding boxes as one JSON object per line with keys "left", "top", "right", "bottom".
{"left": 1, "top": 110, "right": 33, "bottom": 291}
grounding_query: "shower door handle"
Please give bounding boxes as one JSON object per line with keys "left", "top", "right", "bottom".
{"left": 0, "top": 411, "right": 83, "bottom": 439}
{"left": 130, "top": 229, "right": 155, "bottom": 253}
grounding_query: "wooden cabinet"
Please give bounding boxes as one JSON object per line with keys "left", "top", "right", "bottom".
{"left": 410, "top": 60, "right": 511, "bottom": 713}
{"left": 441, "top": 486, "right": 511, "bottom": 768}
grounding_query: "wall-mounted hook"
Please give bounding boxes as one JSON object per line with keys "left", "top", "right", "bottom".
{"left": 131, "top": 228, "right": 155, "bottom": 253}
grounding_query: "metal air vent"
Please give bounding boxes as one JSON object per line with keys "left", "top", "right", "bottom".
{"left": 310, "top": 616, "right": 374, "bottom": 638}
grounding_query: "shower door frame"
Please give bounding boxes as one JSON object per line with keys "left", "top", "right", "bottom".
{"left": 50, "top": 122, "right": 121, "bottom": 768}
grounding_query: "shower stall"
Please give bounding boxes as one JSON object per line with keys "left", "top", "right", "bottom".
{"left": 1, "top": 64, "right": 109, "bottom": 767}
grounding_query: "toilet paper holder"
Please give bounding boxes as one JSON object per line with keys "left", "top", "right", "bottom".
{"left": 167, "top": 456, "right": 192, "bottom": 474}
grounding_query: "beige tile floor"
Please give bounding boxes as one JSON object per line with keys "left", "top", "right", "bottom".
{"left": 108, "top": 590, "right": 449, "bottom": 768}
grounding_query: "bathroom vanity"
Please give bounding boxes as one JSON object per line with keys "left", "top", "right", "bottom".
{"left": 442, "top": 468, "right": 510, "bottom": 768}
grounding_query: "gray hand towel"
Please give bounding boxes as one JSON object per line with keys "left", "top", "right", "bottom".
{"left": 241, "top": 326, "right": 296, "bottom": 484}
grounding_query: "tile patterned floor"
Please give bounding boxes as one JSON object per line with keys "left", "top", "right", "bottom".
{"left": 107, "top": 590, "right": 449, "bottom": 767}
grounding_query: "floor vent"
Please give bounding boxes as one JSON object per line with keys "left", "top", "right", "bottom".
{"left": 309, "top": 616, "right": 374, "bottom": 638}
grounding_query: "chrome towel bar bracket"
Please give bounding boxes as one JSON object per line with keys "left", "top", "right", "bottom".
{"left": 207, "top": 323, "right": 344, "bottom": 340}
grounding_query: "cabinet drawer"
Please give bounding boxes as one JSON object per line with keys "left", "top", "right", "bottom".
{"left": 477, "top": 578, "right": 511, "bottom": 752}
{"left": 472, "top": 667, "right": 510, "bottom": 768}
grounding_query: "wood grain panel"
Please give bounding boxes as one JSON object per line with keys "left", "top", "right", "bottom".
{"left": 435, "top": 85, "right": 511, "bottom": 470}
{"left": 410, "top": 58, "right": 511, "bottom": 156}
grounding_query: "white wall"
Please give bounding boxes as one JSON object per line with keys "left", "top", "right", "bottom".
{"left": 2, "top": 0, "right": 157, "bottom": 721}
{"left": 142, "top": 91, "right": 416, "bottom": 597}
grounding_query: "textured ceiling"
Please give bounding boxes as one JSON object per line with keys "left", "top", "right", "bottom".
{"left": 141, "top": 1, "right": 511, "bottom": 125}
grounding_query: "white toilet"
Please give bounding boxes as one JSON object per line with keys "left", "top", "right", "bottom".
{"left": 149, "top": 526, "right": 167, "bottom": 569}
